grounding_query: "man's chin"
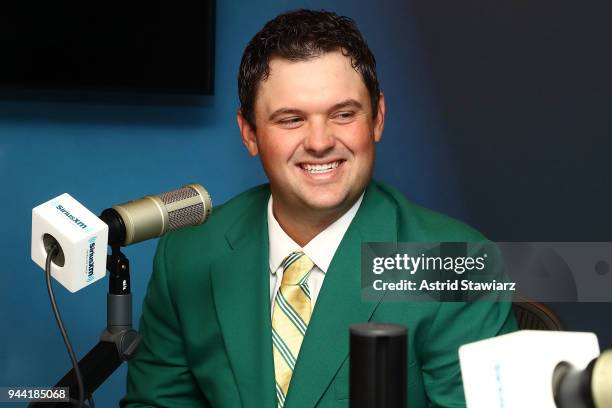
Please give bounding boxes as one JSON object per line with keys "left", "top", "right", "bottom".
{"left": 299, "top": 193, "right": 357, "bottom": 216}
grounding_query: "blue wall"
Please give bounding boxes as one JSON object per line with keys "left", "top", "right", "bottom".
{"left": 1, "top": 1, "right": 610, "bottom": 406}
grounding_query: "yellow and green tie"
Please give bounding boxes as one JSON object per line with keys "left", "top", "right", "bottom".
{"left": 272, "top": 251, "right": 314, "bottom": 407}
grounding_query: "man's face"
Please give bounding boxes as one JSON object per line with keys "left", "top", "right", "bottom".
{"left": 239, "top": 50, "right": 385, "bottom": 219}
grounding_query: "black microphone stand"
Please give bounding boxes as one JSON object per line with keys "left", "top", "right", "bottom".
{"left": 30, "top": 246, "right": 141, "bottom": 407}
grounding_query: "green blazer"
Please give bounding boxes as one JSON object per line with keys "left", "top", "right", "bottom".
{"left": 122, "top": 181, "right": 516, "bottom": 408}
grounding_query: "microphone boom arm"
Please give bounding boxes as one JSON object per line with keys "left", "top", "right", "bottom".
{"left": 29, "top": 246, "right": 141, "bottom": 407}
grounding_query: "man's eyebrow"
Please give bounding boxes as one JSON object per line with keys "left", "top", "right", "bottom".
{"left": 268, "top": 99, "right": 364, "bottom": 121}
{"left": 328, "top": 99, "right": 363, "bottom": 112}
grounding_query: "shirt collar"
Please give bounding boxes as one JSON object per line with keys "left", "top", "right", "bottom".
{"left": 268, "top": 193, "right": 364, "bottom": 274}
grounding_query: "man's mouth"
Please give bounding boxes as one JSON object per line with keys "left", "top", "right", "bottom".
{"left": 299, "top": 160, "right": 343, "bottom": 174}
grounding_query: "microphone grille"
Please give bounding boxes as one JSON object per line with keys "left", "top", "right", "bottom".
{"left": 168, "top": 203, "right": 204, "bottom": 231}
{"left": 159, "top": 185, "right": 199, "bottom": 204}
{"left": 159, "top": 185, "right": 211, "bottom": 231}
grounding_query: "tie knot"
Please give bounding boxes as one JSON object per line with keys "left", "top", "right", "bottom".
{"left": 281, "top": 251, "right": 314, "bottom": 285}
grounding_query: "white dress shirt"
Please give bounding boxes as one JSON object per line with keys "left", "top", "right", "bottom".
{"left": 268, "top": 193, "right": 364, "bottom": 315}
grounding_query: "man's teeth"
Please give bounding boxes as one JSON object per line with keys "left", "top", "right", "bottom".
{"left": 301, "top": 161, "right": 340, "bottom": 173}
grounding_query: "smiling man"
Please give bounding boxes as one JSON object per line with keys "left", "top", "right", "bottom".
{"left": 122, "top": 10, "right": 516, "bottom": 408}
{"left": 237, "top": 49, "right": 383, "bottom": 247}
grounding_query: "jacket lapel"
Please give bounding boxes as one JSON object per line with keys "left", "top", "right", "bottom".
{"left": 210, "top": 188, "right": 276, "bottom": 408}
{"left": 284, "top": 183, "right": 398, "bottom": 407}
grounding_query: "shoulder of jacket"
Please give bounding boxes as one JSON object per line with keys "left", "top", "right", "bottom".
{"left": 157, "top": 183, "right": 270, "bottom": 263}
{"left": 372, "top": 180, "right": 486, "bottom": 242}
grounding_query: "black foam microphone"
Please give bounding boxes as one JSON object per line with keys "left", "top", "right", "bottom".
{"left": 349, "top": 323, "right": 408, "bottom": 408}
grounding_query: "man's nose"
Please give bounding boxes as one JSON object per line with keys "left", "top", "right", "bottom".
{"left": 303, "top": 122, "right": 335, "bottom": 154}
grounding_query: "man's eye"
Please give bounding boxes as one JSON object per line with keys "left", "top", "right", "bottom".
{"left": 278, "top": 117, "right": 303, "bottom": 127}
{"left": 334, "top": 111, "right": 355, "bottom": 122}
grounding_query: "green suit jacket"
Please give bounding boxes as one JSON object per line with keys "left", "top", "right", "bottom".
{"left": 122, "top": 181, "right": 516, "bottom": 407}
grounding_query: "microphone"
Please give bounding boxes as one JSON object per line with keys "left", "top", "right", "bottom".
{"left": 31, "top": 183, "right": 212, "bottom": 292}
{"left": 349, "top": 323, "right": 407, "bottom": 408}
{"left": 459, "top": 330, "right": 601, "bottom": 408}
{"left": 100, "top": 183, "right": 212, "bottom": 246}
{"left": 554, "top": 350, "right": 612, "bottom": 408}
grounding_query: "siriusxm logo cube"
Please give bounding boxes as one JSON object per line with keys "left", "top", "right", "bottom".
{"left": 33, "top": 193, "right": 108, "bottom": 292}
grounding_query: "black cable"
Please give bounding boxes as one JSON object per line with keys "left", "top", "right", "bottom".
{"left": 45, "top": 244, "right": 94, "bottom": 408}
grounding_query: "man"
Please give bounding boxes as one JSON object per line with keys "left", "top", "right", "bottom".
{"left": 122, "top": 10, "right": 516, "bottom": 407}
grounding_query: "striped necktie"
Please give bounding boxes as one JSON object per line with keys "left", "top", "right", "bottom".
{"left": 272, "top": 251, "right": 314, "bottom": 407}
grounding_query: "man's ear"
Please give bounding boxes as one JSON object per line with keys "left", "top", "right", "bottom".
{"left": 373, "top": 92, "right": 386, "bottom": 143}
{"left": 237, "top": 111, "right": 259, "bottom": 156}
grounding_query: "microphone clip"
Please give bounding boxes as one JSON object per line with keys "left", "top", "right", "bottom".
{"left": 100, "top": 246, "right": 141, "bottom": 361}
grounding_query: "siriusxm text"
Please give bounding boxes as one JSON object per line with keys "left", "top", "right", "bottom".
{"left": 87, "top": 241, "right": 96, "bottom": 281}
{"left": 56, "top": 205, "right": 87, "bottom": 230}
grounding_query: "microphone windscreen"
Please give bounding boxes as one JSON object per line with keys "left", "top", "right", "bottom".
{"left": 349, "top": 322, "right": 407, "bottom": 408}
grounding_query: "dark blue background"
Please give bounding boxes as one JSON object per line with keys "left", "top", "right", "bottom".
{"left": 1, "top": 1, "right": 610, "bottom": 406}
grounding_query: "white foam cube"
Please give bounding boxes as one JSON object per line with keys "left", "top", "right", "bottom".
{"left": 31, "top": 193, "right": 108, "bottom": 293}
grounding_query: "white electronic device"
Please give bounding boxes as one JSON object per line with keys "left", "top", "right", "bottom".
{"left": 31, "top": 193, "right": 109, "bottom": 292}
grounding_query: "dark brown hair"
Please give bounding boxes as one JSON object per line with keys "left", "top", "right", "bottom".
{"left": 238, "top": 9, "right": 380, "bottom": 129}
